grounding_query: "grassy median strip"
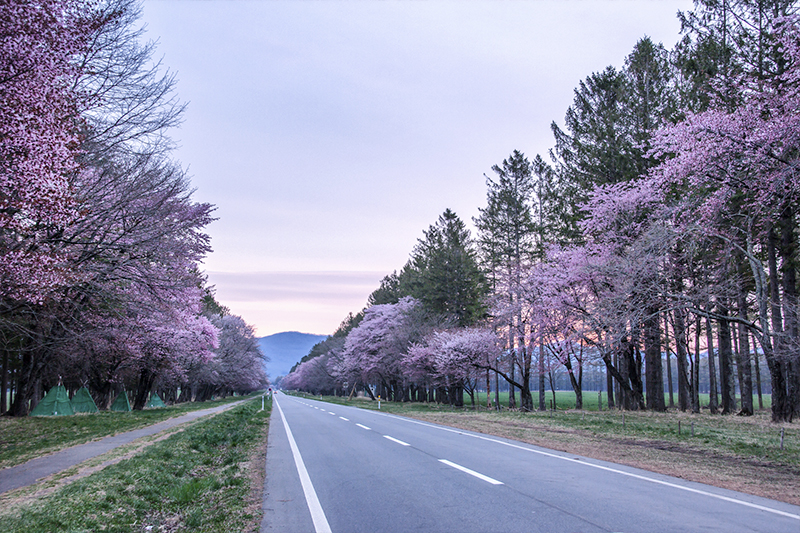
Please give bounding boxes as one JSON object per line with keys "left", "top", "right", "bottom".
{"left": 0, "top": 396, "right": 249, "bottom": 470}
{"left": 0, "top": 397, "right": 271, "bottom": 533}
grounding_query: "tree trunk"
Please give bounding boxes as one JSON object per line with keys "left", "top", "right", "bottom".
{"left": 780, "top": 207, "right": 800, "bottom": 421}
{"left": 519, "top": 339, "right": 533, "bottom": 412}
{"left": 692, "top": 315, "right": 701, "bottom": 414}
{"left": 564, "top": 353, "right": 583, "bottom": 410}
{"left": 507, "top": 316, "right": 516, "bottom": 409}
{"left": 519, "top": 369, "right": 533, "bottom": 412}
{"left": 619, "top": 338, "right": 632, "bottom": 409}
{"left": 538, "top": 340, "right": 546, "bottom": 411}
{"left": 11, "top": 349, "right": 34, "bottom": 416}
{"left": 675, "top": 308, "right": 692, "bottom": 412}
{"left": 665, "top": 313, "right": 674, "bottom": 408}
{"left": 644, "top": 311, "right": 665, "bottom": 411}
{"left": 133, "top": 368, "right": 155, "bottom": 410}
{"left": 494, "top": 368, "right": 500, "bottom": 410}
{"left": 767, "top": 226, "right": 790, "bottom": 421}
{"left": 485, "top": 369, "right": 492, "bottom": 409}
{"left": 706, "top": 316, "right": 719, "bottom": 413}
{"left": 718, "top": 305, "right": 736, "bottom": 414}
{"left": 1, "top": 348, "right": 8, "bottom": 415}
{"left": 752, "top": 331, "right": 763, "bottom": 410}
{"left": 736, "top": 287, "right": 754, "bottom": 415}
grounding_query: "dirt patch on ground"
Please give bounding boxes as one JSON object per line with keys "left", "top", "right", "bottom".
{"left": 242, "top": 417, "right": 270, "bottom": 533}
{"left": 403, "top": 411, "right": 800, "bottom": 507}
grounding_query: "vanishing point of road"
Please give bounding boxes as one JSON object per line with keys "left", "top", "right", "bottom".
{"left": 262, "top": 391, "right": 800, "bottom": 533}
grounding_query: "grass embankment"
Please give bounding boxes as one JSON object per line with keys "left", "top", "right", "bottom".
{"left": 0, "top": 395, "right": 247, "bottom": 470}
{"left": 0, "top": 396, "right": 271, "bottom": 533}
{"left": 293, "top": 391, "right": 799, "bottom": 506}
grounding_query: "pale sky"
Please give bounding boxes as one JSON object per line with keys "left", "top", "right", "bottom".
{"left": 140, "top": 0, "right": 693, "bottom": 336}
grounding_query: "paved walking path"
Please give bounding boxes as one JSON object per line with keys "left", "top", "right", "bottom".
{"left": 0, "top": 400, "right": 246, "bottom": 495}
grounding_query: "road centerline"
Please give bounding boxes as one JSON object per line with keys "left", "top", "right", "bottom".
{"left": 439, "top": 459, "right": 503, "bottom": 485}
{"left": 383, "top": 435, "right": 410, "bottom": 446}
{"left": 356, "top": 423, "right": 371, "bottom": 430}
{"left": 372, "top": 410, "right": 799, "bottom": 521}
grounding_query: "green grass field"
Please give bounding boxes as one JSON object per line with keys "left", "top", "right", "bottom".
{"left": 463, "top": 390, "right": 772, "bottom": 411}
{"left": 0, "top": 396, "right": 271, "bottom": 533}
{"left": 0, "top": 395, "right": 248, "bottom": 470}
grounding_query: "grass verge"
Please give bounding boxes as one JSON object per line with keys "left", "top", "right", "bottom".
{"left": 0, "top": 395, "right": 250, "bottom": 470}
{"left": 0, "top": 396, "right": 271, "bottom": 533}
{"left": 293, "top": 392, "right": 799, "bottom": 506}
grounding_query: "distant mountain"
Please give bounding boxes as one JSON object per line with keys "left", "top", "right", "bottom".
{"left": 258, "top": 331, "right": 327, "bottom": 379}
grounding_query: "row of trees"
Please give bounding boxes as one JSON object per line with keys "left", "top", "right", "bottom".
{"left": 1, "top": 0, "right": 267, "bottom": 415}
{"left": 283, "top": 0, "right": 800, "bottom": 423}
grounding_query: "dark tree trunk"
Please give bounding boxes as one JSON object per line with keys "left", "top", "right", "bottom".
{"left": 752, "top": 331, "right": 763, "bottom": 410}
{"left": 538, "top": 342, "right": 546, "bottom": 411}
{"left": 693, "top": 315, "right": 701, "bottom": 414}
{"left": 674, "top": 308, "right": 692, "bottom": 412}
{"left": 133, "top": 368, "right": 155, "bottom": 410}
{"left": 718, "top": 305, "right": 736, "bottom": 414}
{"left": 605, "top": 356, "right": 615, "bottom": 409}
{"left": 178, "top": 384, "right": 192, "bottom": 403}
{"left": 508, "top": 352, "right": 516, "bottom": 409}
{"left": 780, "top": 207, "right": 800, "bottom": 421}
{"left": 644, "top": 311, "right": 665, "bottom": 411}
{"left": 665, "top": 313, "right": 674, "bottom": 408}
{"left": 736, "top": 288, "right": 754, "bottom": 415}
{"left": 518, "top": 343, "right": 533, "bottom": 412}
{"left": 11, "top": 350, "right": 34, "bottom": 416}
{"left": 602, "top": 347, "right": 643, "bottom": 410}
{"left": 494, "top": 366, "right": 500, "bottom": 411}
{"left": 767, "top": 226, "right": 790, "bottom": 421}
{"left": 706, "top": 316, "right": 719, "bottom": 413}
{"left": 619, "top": 340, "right": 632, "bottom": 408}
{"left": 1, "top": 348, "right": 8, "bottom": 415}
{"left": 485, "top": 370, "right": 492, "bottom": 409}
{"left": 564, "top": 352, "right": 583, "bottom": 410}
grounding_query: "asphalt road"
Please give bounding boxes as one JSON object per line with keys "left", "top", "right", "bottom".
{"left": 262, "top": 392, "right": 800, "bottom": 533}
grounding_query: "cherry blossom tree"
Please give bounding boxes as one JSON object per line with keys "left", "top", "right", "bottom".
{"left": 646, "top": 14, "right": 800, "bottom": 421}
{"left": 339, "top": 297, "right": 423, "bottom": 401}
{"left": 405, "top": 327, "right": 499, "bottom": 407}
{"left": 0, "top": 0, "right": 95, "bottom": 302}
{"left": 187, "top": 314, "right": 267, "bottom": 402}
{"left": 1, "top": 0, "right": 219, "bottom": 415}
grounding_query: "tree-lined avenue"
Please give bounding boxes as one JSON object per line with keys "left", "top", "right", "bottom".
{"left": 262, "top": 393, "right": 799, "bottom": 532}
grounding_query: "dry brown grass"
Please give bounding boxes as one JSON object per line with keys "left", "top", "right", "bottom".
{"left": 401, "top": 410, "right": 800, "bottom": 506}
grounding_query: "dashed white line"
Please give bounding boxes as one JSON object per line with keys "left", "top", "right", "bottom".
{"left": 375, "top": 412, "right": 799, "bottom": 521}
{"left": 439, "top": 459, "right": 503, "bottom": 485}
{"left": 356, "top": 423, "right": 371, "bottom": 430}
{"left": 383, "top": 435, "right": 410, "bottom": 446}
{"left": 339, "top": 417, "right": 349, "bottom": 421}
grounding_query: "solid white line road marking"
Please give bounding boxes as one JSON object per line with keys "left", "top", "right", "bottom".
{"left": 274, "top": 397, "right": 332, "bottom": 533}
{"left": 377, "top": 413, "right": 800, "bottom": 521}
{"left": 339, "top": 417, "right": 349, "bottom": 421}
{"left": 439, "top": 459, "right": 503, "bottom": 485}
{"left": 356, "top": 423, "right": 371, "bottom": 430}
{"left": 383, "top": 435, "right": 410, "bottom": 446}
